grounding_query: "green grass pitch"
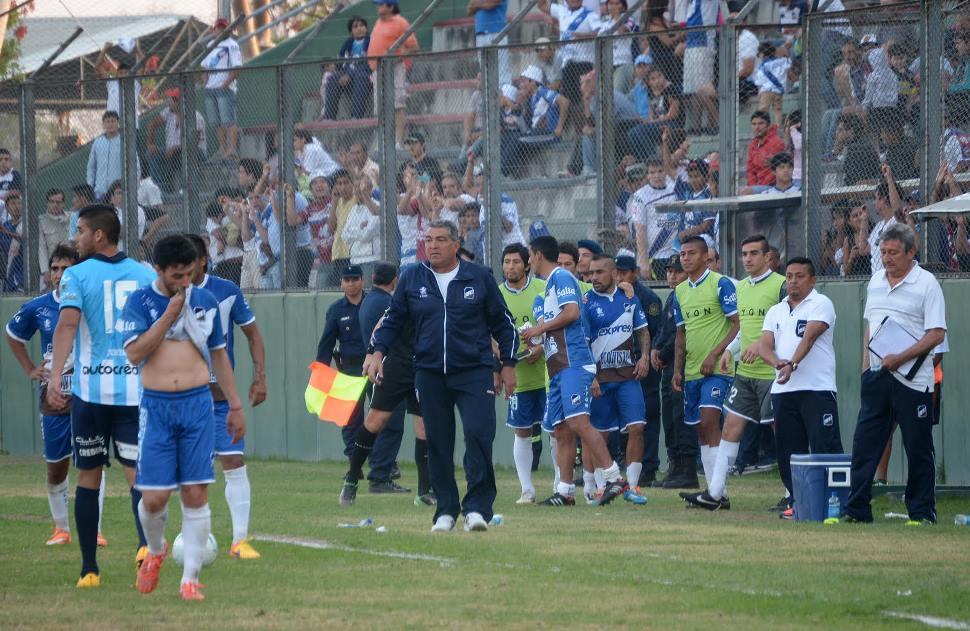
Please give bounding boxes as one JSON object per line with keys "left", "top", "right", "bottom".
{"left": 1, "top": 455, "right": 969, "bottom": 629}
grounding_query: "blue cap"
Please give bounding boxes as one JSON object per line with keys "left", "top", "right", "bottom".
{"left": 529, "top": 220, "right": 551, "bottom": 241}
{"left": 373, "top": 0, "right": 399, "bottom": 4}
{"left": 635, "top": 53, "right": 654, "bottom": 66}
{"left": 341, "top": 265, "right": 363, "bottom": 278}
{"left": 577, "top": 239, "right": 603, "bottom": 255}
{"left": 615, "top": 255, "right": 637, "bottom": 271}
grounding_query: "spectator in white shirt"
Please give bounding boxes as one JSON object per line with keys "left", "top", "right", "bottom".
{"left": 341, "top": 175, "right": 382, "bottom": 277}
{"left": 200, "top": 18, "right": 243, "bottom": 160}
{"left": 538, "top": 0, "right": 600, "bottom": 132}
{"left": 294, "top": 130, "right": 339, "bottom": 181}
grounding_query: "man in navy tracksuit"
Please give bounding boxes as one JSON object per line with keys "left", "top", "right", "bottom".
{"left": 367, "top": 221, "right": 518, "bottom": 533}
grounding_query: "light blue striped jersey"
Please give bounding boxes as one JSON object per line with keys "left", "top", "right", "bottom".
{"left": 198, "top": 273, "right": 255, "bottom": 369}
{"left": 58, "top": 253, "right": 156, "bottom": 406}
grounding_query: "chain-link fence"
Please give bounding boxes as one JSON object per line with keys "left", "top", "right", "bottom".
{"left": 2, "top": 1, "right": 965, "bottom": 294}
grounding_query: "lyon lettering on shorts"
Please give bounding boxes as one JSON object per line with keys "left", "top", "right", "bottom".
{"left": 542, "top": 367, "right": 593, "bottom": 432}
{"left": 683, "top": 375, "right": 733, "bottom": 425}
{"left": 507, "top": 388, "right": 546, "bottom": 429}
{"left": 590, "top": 380, "right": 647, "bottom": 433}
{"left": 136, "top": 385, "right": 215, "bottom": 491}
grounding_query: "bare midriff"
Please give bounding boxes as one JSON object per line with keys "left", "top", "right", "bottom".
{"left": 141, "top": 339, "right": 210, "bottom": 392}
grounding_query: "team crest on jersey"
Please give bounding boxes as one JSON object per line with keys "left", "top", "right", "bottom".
{"left": 419, "top": 286, "right": 428, "bottom": 298}
{"left": 822, "top": 413, "right": 834, "bottom": 427}
{"left": 648, "top": 303, "right": 660, "bottom": 317}
{"left": 796, "top": 320, "right": 807, "bottom": 337}
{"left": 595, "top": 306, "right": 604, "bottom": 317}
{"left": 711, "top": 387, "right": 721, "bottom": 399}
{"left": 464, "top": 286, "right": 475, "bottom": 300}
{"left": 623, "top": 302, "right": 635, "bottom": 313}
{"left": 917, "top": 405, "right": 928, "bottom": 419}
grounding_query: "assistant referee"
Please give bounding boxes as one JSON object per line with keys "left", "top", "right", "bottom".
{"left": 367, "top": 221, "right": 518, "bottom": 533}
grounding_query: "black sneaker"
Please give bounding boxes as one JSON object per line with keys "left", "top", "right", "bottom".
{"left": 538, "top": 493, "right": 576, "bottom": 506}
{"left": 683, "top": 490, "right": 721, "bottom": 511}
{"left": 637, "top": 470, "right": 657, "bottom": 488}
{"left": 369, "top": 480, "right": 411, "bottom": 494}
{"left": 767, "top": 496, "right": 791, "bottom": 512}
{"left": 390, "top": 463, "right": 401, "bottom": 480}
{"left": 598, "top": 479, "right": 626, "bottom": 506}
{"left": 719, "top": 494, "right": 731, "bottom": 510}
{"left": 339, "top": 481, "right": 357, "bottom": 506}
{"left": 414, "top": 492, "right": 437, "bottom": 506}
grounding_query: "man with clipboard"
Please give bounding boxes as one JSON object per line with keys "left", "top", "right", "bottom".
{"left": 845, "top": 224, "right": 947, "bottom": 525}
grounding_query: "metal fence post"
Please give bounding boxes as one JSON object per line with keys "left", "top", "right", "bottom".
{"left": 482, "top": 47, "right": 503, "bottom": 268}
{"left": 717, "top": 19, "right": 738, "bottom": 276}
{"left": 378, "top": 57, "right": 399, "bottom": 263}
{"left": 120, "top": 76, "right": 140, "bottom": 258}
{"left": 595, "top": 36, "right": 615, "bottom": 234}
{"left": 277, "top": 65, "right": 295, "bottom": 289}
{"left": 18, "top": 81, "right": 38, "bottom": 292}
{"left": 179, "top": 72, "right": 200, "bottom": 232}
{"left": 921, "top": 0, "right": 943, "bottom": 263}
{"left": 802, "top": 12, "right": 825, "bottom": 270}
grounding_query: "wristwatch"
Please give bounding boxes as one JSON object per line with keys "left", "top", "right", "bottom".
{"left": 791, "top": 361, "right": 799, "bottom": 371}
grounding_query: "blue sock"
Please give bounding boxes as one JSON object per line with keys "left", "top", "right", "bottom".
{"left": 130, "top": 487, "right": 147, "bottom": 548}
{"left": 75, "top": 486, "right": 99, "bottom": 576}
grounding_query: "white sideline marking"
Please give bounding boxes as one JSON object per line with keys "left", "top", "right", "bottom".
{"left": 884, "top": 611, "right": 970, "bottom": 629}
{"left": 253, "top": 534, "right": 455, "bottom": 565}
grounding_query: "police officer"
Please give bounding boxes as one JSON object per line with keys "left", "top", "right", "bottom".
{"left": 615, "top": 254, "right": 664, "bottom": 487}
{"left": 845, "top": 224, "right": 946, "bottom": 525}
{"left": 650, "top": 255, "right": 699, "bottom": 489}
{"left": 367, "top": 221, "right": 518, "bottom": 533}
{"left": 316, "top": 265, "right": 370, "bottom": 457}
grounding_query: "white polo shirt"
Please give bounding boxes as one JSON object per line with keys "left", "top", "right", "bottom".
{"left": 763, "top": 289, "right": 837, "bottom": 394}
{"left": 864, "top": 264, "right": 947, "bottom": 392}
{"left": 549, "top": 3, "right": 599, "bottom": 65}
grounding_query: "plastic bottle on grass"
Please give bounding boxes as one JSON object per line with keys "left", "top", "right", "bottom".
{"left": 338, "top": 518, "right": 373, "bottom": 528}
{"left": 827, "top": 492, "right": 840, "bottom": 520}
{"left": 955, "top": 514, "right": 969, "bottom": 526}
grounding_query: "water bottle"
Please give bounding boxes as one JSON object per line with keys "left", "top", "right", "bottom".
{"left": 955, "top": 514, "right": 970, "bottom": 526}
{"left": 827, "top": 492, "right": 841, "bottom": 520}
{"left": 489, "top": 514, "right": 504, "bottom": 526}
{"left": 337, "top": 517, "right": 373, "bottom": 528}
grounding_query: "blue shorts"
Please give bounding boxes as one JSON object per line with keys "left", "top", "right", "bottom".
{"left": 205, "top": 87, "right": 238, "bottom": 126}
{"left": 136, "top": 385, "right": 215, "bottom": 491}
{"left": 213, "top": 399, "right": 245, "bottom": 455}
{"left": 507, "top": 388, "right": 546, "bottom": 429}
{"left": 71, "top": 398, "right": 140, "bottom": 469}
{"left": 683, "top": 375, "right": 733, "bottom": 426}
{"left": 590, "top": 380, "right": 646, "bottom": 433}
{"left": 41, "top": 414, "right": 72, "bottom": 462}
{"left": 542, "top": 367, "right": 594, "bottom": 433}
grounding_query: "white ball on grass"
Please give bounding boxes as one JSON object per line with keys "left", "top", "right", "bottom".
{"left": 171, "top": 532, "right": 218, "bottom": 567}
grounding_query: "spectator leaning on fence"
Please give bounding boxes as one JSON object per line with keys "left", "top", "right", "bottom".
{"left": 200, "top": 18, "right": 243, "bottom": 161}
{"left": 746, "top": 110, "right": 785, "bottom": 188}
{"left": 368, "top": 0, "right": 419, "bottom": 149}
{"left": 324, "top": 15, "right": 373, "bottom": 120}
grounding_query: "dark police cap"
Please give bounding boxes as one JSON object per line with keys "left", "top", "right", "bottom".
{"left": 576, "top": 239, "right": 603, "bottom": 255}
{"left": 665, "top": 254, "right": 683, "bottom": 272}
{"left": 341, "top": 264, "right": 363, "bottom": 278}
{"left": 615, "top": 255, "right": 637, "bottom": 271}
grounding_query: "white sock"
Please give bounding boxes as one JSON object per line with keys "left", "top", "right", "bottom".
{"left": 549, "top": 435, "right": 560, "bottom": 493}
{"left": 556, "top": 481, "right": 576, "bottom": 497}
{"left": 593, "top": 468, "right": 606, "bottom": 490}
{"left": 582, "top": 470, "right": 596, "bottom": 497}
{"left": 137, "top": 499, "right": 168, "bottom": 555}
{"left": 180, "top": 503, "right": 211, "bottom": 584}
{"left": 626, "top": 462, "right": 643, "bottom": 488}
{"left": 700, "top": 445, "right": 718, "bottom": 484}
{"left": 47, "top": 478, "right": 70, "bottom": 531}
{"left": 97, "top": 469, "right": 106, "bottom": 533}
{"left": 224, "top": 465, "right": 251, "bottom": 543}
{"left": 708, "top": 440, "right": 739, "bottom": 500}
{"left": 602, "top": 461, "right": 622, "bottom": 483}
{"left": 512, "top": 436, "right": 535, "bottom": 495}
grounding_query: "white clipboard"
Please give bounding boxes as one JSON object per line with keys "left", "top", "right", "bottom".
{"left": 867, "top": 316, "right": 926, "bottom": 381}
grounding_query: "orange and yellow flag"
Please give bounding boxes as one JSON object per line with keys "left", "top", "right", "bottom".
{"left": 304, "top": 362, "right": 368, "bottom": 426}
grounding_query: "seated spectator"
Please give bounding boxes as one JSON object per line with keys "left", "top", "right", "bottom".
{"left": 627, "top": 60, "right": 681, "bottom": 162}
{"left": 532, "top": 37, "right": 563, "bottom": 92}
{"left": 746, "top": 110, "right": 786, "bottom": 187}
{"left": 949, "top": 30, "right": 970, "bottom": 99}
{"left": 735, "top": 10, "right": 760, "bottom": 104}
{"left": 878, "top": 110, "right": 919, "bottom": 182}
{"left": 341, "top": 141, "right": 380, "bottom": 188}
{"left": 459, "top": 201, "right": 485, "bottom": 262}
{"left": 598, "top": 0, "right": 637, "bottom": 93}
{"left": 145, "top": 88, "right": 207, "bottom": 193}
{"left": 518, "top": 64, "right": 569, "bottom": 144}
{"left": 642, "top": 10, "right": 682, "bottom": 95}
{"left": 323, "top": 16, "right": 372, "bottom": 120}
{"left": 834, "top": 113, "right": 881, "bottom": 185}
{"left": 574, "top": 69, "right": 639, "bottom": 176}
{"left": 841, "top": 200, "right": 873, "bottom": 277}
{"left": 941, "top": 98, "right": 970, "bottom": 173}
{"left": 859, "top": 35, "right": 899, "bottom": 123}
{"left": 820, "top": 200, "right": 852, "bottom": 276}
{"left": 0, "top": 189, "right": 22, "bottom": 291}
{"left": 762, "top": 152, "right": 800, "bottom": 195}
{"left": 404, "top": 132, "right": 443, "bottom": 191}
{"left": 456, "top": 84, "right": 528, "bottom": 177}
{"left": 753, "top": 42, "right": 792, "bottom": 129}
{"left": 205, "top": 199, "right": 243, "bottom": 285}
{"left": 105, "top": 179, "right": 147, "bottom": 257}
{"left": 67, "top": 183, "right": 97, "bottom": 240}
{"left": 0, "top": 148, "right": 23, "bottom": 201}
{"left": 294, "top": 129, "right": 339, "bottom": 186}
{"left": 38, "top": 188, "right": 70, "bottom": 284}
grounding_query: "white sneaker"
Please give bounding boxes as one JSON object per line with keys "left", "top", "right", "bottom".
{"left": 516, "top": 490, "right": 536, "bottom": 504}
{"left": 430, "top": 515, "right": 455, "bottom": 532}
{"left": 463, "top": 512, "right": 488, "bottom": 532}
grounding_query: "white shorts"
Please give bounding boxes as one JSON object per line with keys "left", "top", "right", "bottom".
{"left": 374, "top": 62, "right": 407, "bottom": 111}
{"left": 683, "top": 47, "right": 715, "bottom": 95}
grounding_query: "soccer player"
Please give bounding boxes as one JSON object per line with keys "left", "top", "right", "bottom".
{"left": 46, "top": 204, "right": 156, "bottom": 588}
{"left": 123, "top": 234, "right": 246, "bottom": 601}
{"left": 522, "top": 236, "right": 626, "bottom": 507}
{"left": 5, "top": 244, "right": 111, "bottom": 546}
{"left": 671, "top": 236, "right": 739, "bottom": 503}
{"left": 584, "top": 255, "right": 650, "bottom": 505}
{"left": 683, "top": 235, "right": 785, "bottom": 510}
{"left": 498, "top": 243, "right": 547, "bottom": 504}
{"left": 185, "top": 234, "right": 267, "bottom": 559}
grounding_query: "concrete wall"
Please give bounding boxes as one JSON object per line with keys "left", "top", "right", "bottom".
{"left": 2, "top": 280, "right": 968, "bottom": 483}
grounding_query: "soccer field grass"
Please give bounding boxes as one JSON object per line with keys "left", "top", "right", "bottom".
{"left": 1, "top": 455, "right": 969, "bottom": 629}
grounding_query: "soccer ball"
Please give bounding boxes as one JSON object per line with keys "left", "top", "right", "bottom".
{"left": 171, "top": 533, "right": 218, "bottom": 567}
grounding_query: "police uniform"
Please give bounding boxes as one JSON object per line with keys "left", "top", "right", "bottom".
{"left": 846, "top": 264, "right": 947, "bottom": 523}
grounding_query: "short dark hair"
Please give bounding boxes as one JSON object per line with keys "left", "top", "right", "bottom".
{"left": 530, "top": 235, "right": 559, "bottom": 264}
{"left": 837, "top": 112, "right": 865, "bottom": 138}
{"left": 557, "top": 240, "right": 579, "bottom": 264}
{"left": 105, "top": 179, "right": 123, "bottom": 200}
{"left": 46, "top": 187, "right": 65, "bottom": 201}
{"left": 49, "top": 243, "right": 78, "bottom": 268}
{"left": 769, "top": 152, "right": 794, "bottom": 170}
{"left": 758, "top": 41, "right": 776, "bottom": 58}
{"left": 214, "top": 186, "right": 237, "bottom": 201}
{"left": 0, "top": 147, "right": 10, "bottom": 156}
{"left": 184, "top": 233, "right": 208, "bottom": 261}
{"left": 373, "top": 262, "right": 398, "bottom": 286}
{"left": 502, "top": 243, "right": 529, "bottom": 266}
{"left": 785, "top": 256, "right": 816, "bottom": 276}
{"left": 347, "top": 15, "right": 367, "bottom": 32}
{"left": 751, "top": 110, "right": 771, "bottom": 124}
{"left": 295, "top": 129, "right": 314, "bottom": 143}
{"left": 102, "top": 110, "right": 120, "bottom": 121}
{"left": 741, "top": 234, "right": 769, "bottom": 253}
{"left": 205, "top": 201, "right": 223, "bottom": 218}
{"left": 239, "top": 158, "right": 263, "bottom": 182}
{"left": 153, "top": 234, "right": 198, "bottom": 270}
{"left": 78, "top": 204, "right": 121, "bottom": 245}
{"left": 331, "top": 168, "right": 352, "bottom": 183}
{"left": 681, "top": 235, "right": 708, "bottom": 251}
{"left": 72, "top": 183, "right": 96, "bottom": 203}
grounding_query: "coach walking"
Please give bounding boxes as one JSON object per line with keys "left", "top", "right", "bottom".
{"left": 367, "top": 221, "right": 518, "bottom": 533}
{"left": 845, "top": 224, "right": 946, "bottom": 525}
